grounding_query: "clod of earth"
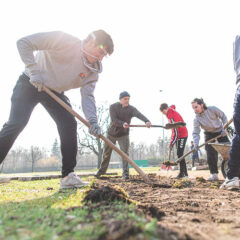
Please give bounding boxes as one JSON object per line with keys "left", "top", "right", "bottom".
{"left": 151, "top": 183, "right": 172, "bottom": 188}
{"left": 138, "top": 204, "right": 166, "bottom": 220}
{"left": 162, "top": 161, "right": 178, "bottom": 166}
{"left": 173, "top": 179, "right": 192, "bottom": 189}
{"left": 83, "top": 185, "right": 130, "bottom": 203}
{"left": 196, "top": 177, "right": 207, "bottom": 183}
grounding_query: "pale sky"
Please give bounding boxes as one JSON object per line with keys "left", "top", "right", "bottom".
{"left": 0, "top": 0, "right": 238, "bottom": 150}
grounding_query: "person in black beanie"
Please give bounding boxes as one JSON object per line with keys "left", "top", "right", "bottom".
{"left": 95, "top": 91, "right": 151, "bottom": 179}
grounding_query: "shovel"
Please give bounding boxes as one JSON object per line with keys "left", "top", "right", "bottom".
{"left": 43, "top": 86, "right": 152, "bottom": 185}
{"left": 162, "top": 147, "right": 176, "bottom": 167}
{"left": 129, "top": 122, "right": 186, "bottom": 129}
{"left": 172, "top": 118, "right": 233, "bottom": 165}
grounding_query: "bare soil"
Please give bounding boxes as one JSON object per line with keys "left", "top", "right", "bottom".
{"left": 92, "top": 173, "right": 240, "bottom": 240}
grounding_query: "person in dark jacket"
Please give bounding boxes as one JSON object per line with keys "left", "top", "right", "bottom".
{"left": 160, "top": 103, "right": 188, "bottom": 178}
{"left": 95, "top": 91, "right": 151, "bottom": 179}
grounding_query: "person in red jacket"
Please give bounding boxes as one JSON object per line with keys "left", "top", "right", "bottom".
{"left": 160, "top": 103, "right": 188, "bottom": 178}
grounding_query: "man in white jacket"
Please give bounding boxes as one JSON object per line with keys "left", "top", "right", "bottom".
{"left": 0, "top": 30, "right": 114, "bottom": 189}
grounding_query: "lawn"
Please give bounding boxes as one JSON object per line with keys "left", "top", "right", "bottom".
{"left": 0, "top": 177, "right": 160, "bottom": 240}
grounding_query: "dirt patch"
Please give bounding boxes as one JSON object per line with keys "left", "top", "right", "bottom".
{"left": 138, "top": 204, "right": 166, "bottom": 220}
{"left": 98, "top": 219, "right": 141, "bottom": 240}
{"left": 93, "top": 174, "right": 240, "bottom": 240}
{"left": 81, "top": 181, "right": 187, "bottom": 240}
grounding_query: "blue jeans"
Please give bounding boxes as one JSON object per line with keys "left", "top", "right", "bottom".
{"left": 0, "top": 74, "right": 77, "bottom": 177}
{"left": 227, "top": 85, "right": 240, "bottom": 179}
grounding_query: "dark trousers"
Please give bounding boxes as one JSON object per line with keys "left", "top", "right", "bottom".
{"left": 204, "top": 131, "right": 229, "bottom": 174}
{"left": 97, "top": 134, "right": 130, "bottom": 177}
{"left": 0, "top": 74, "right": 77, "bottom": 177}
{"left": 228, "top": 86, "right": 240, "bottom": 179}
{"left": 177, "top": 137, "right": 188, "bottom": 175}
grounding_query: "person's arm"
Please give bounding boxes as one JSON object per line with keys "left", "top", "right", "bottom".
{"left": 80, "top": 82, "right": 102, "bottom": 137}
{"left": 132, "top": 107, "right": 150, "bottom": 123}
{"left": 234, "top": 35, "right": 240, "bottom": 77}
{"left": 212, "top": 106, "right": 228, "bottom": 125}
{"left": 192, "top": 118, "right": 201, "bottom": 147}
{"left": 169, "top": 118, "right": 178, "bottom": 147}
{"left": 110, "top": 105, "right": 125, "bottom": 127}
{"left": 16, "top": 31, "right": 78, "bottom": 80}
{"left": 80, "top": 82, "right": 97, "bottom": 124}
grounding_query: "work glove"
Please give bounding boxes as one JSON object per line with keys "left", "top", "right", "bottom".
{"left": 226, "top": 126, "right": 234, "bottom": 137}
{"left": 123, "top": 122, "right": 129, "bottom": 128}
{"left": 89, "top": 122, "right": 101, "bottom": 137}
{"left": 30, "top": 71, "right": 43, "bottom": 92}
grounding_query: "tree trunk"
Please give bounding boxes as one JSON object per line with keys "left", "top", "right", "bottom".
{"left": 97, "top": 138, "right": 103, "bottom": 169}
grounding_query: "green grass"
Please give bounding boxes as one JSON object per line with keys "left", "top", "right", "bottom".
{"left": 0, "top": 178, "right": 159, "bottom": 240}
{"left": 0, "top": 167, "right": 160, "bottom": 178}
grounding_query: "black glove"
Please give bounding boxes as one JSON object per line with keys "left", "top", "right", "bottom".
{"left": 226, "top": 126, "right": 234, "bottom": 137}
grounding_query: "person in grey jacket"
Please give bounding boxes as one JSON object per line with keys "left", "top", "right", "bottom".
{"left": 192, "top": 98, "right": 229, "bottom": 181}
{"left": 95, "top": 91, "right": 151, "bottom": 179}
{"left": 0, "top": 30, "right": 114, "bottom": 189}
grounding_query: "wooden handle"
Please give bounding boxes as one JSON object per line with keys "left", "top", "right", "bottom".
{"left": 168, "top": 148, "right": 172, "bottom": 162}
{"left": 43, "top": 86, "right": 151, "bottom": 184}
{"left": 129, "top": 125, "right": 164, "bottom": 128}
{"left": 223, "top": 118, "right": 233, "bottom": 130}
{"left": 175, "top": 117, "right": 233, "bottom": 164}
{"left": 175, "top": 134, "right": 225, "bottom": 164}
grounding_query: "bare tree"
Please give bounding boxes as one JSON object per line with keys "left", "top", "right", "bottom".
{"left": 51, "top": 138, "right": 61, "bottom": 160}
{"left": 129, "top": 142, "right": 136, "bottom": 160}
{"left": 77, "top": 103, "right": 110, "bottom": 168}
{"left": 30, "top": 146, "right": 44, "bottom": 172}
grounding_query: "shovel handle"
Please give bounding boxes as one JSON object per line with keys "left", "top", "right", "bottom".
{"left": 175, "top": 134, "right": 225, "bottom": 164}
{"left": 129, "top": 125, "right": 164, "bottom": 128}
{"left": 175, "top": 117, "right": 233, "bottom": 164}
{"left": 223, "top": 118, "right": 233, "bottom": 129}
{"left": 43, "top": 86, "right": 151, "bottom": 184}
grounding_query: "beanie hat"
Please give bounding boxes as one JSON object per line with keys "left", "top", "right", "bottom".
{"left": 119, "top": 91, "right": 130, "bottom": 99}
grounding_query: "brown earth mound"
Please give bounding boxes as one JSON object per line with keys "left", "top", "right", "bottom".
{"left": 92, "top": 174, "right": 240, "bottom": 240}
{"left": 83, "top": 184, "right": 130, "bottom": 203}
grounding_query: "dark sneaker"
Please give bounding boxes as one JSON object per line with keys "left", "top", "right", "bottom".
{"left": 175, "top": 172, "right": 185, "bottom": 179}
{"left": 94, "top": 170, "right": 106, "bottom": 179}
{"left": 94, "top": 173, "right": 101, "bottom": 179}
{"left": 122, "top": 175, "right": 130, "bottom": 180}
